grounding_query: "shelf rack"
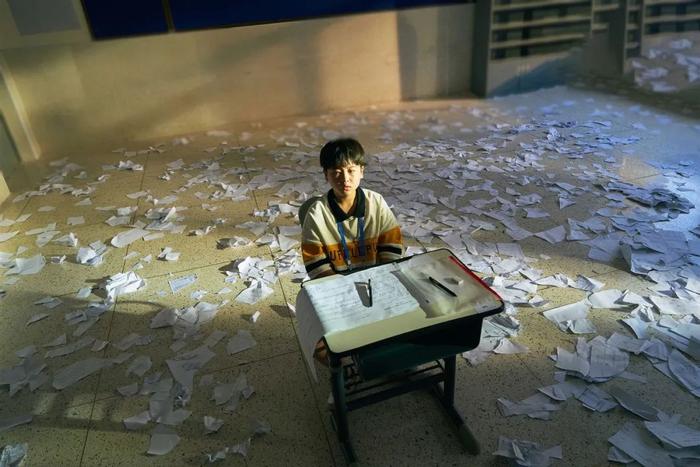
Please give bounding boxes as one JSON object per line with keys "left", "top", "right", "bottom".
{"left": 471, "top": 0, "right": 699, "bottom": 96}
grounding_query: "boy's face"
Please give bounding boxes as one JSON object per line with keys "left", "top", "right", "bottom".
{"left": 324, "top": 162, "right": 364, "bottom": 199}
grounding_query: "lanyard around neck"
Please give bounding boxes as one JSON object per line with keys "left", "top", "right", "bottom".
{"left": 337, "top": 216, "right": 366, "bottom": 269}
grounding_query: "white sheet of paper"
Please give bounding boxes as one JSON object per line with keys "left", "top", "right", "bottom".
{"left": 126, "top": 355, "right": 152, "bottom": 377}
{"left": 123, "top": 410, "right": 151, "bottom": 430}
{"left": 234, "top": 280, "right": 274, "bottom": 305}
{"left": 226, "top": 330, "right": 257, "bottom": 355}
{"left": 588, "top": 340, "right": 630, "bottom": 380}
{"left": 497, "top": 393, "right": 559, "bottom": 420}
{"left": 204, "top": 416, "right": 225, "bottom": 434}
{"left": 555, "top": 347, "right": 591, "bottom": 376}
{"left": 0, "top": 231, "right": 19, "bottom": 243}
{"left": 52, "top": 357, "right": 114, "bottom": 390}
{"left": 303, "top": 263, "right": 419, "bottom": 333}
{"left": 668, "top": 349, "right": 700, "bottom": 397}
{"left": 169, "top": 274, "right": 197, "bottom": 293}
{"left": 588, "top": 289, "right": 626, "bottom": 309}
{"left": 493, "top": 436, "right": 563, "bottom": 466}
{"left": 608, "top": 386, "right": 659, "bottom": 421}
{"left": 117, "top": 382, "right": 139, "bottom": 397}
{"left": 644, "top": 420, "right": 700, "bottom": 448}
{"left": 608, "top": 422, "right": 674, "bottom": 467}
{"left": 535, "top": 225, "right": 566, "bottom": 244}
{"left": 5, "top": 255, "right": 46, "bottom": 276}
{"left": 103, "top": 271, "right": 145, "bottom": 301}
{"left": 26, "top": 313, "right": 50, "bottom": 326}
{"left": 147, "top": 424, "right": 180, "bottom": 455}
{"left": 538, "top": 379, "right": 586, "bottom": 401}
{"left": 493, "top": 338, "right": 528, "bottom": 354}
{"left": 166, "top": 345, "right": 215, "bottom": 389}
{"left": 543, "top": 301, "right": 592, "bottom": 333}
{"left": 111, "top": 228, "right": 149, "bottom": 248}
{"left": 577, "top": 385, "right": 618, "bottom": 412}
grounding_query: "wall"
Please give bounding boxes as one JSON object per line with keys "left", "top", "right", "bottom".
{"left": 0, "top": 0, "right": 89, "bottom": 49}
{"left": 0, "top": 4, "right": 474, "bottom": 161}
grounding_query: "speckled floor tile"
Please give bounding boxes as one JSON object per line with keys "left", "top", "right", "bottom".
{"left": 82, "top": 352, "right": 334, "bottom": 466}
{"left": 0, "top": 293, "right": 117, "bottom": 411}
{"left": 1, "top": 84, "right": 699, "bottom": 467}
{"left": 0, "top": 400, "right": 93, "bottom": 467}
{"left": 117, "top": 226, "right": 269, "bottom": 280}
{"left": 0, "top": 290, "right": 113, "bottom": 365}
{"left": 0, "top": 200, "right": 28, "bottom": 233}
{"left": 3, "top": 236, "right": 125, "bottom": 299}
{"left": 92, "top": 263, "right": 299, "bottom": 400}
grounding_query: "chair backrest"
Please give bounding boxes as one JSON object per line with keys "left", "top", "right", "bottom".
{"left": 298, "top": 195, "right": 324, "bottom": 226}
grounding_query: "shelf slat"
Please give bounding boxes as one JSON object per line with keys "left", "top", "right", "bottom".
{"left": 644, "top": 12, "right": 700, "bottom": 24}
{"left": 492, "top": 14, "right": 591, "bottom": 30}
{"left": 592, "top": 3, "right": 620, "bottom": 12}
{"left": 490, "top": 32, "right": 586, "bottom": 49}
{"left": 493, "top": 0, "right": 590, "bottom": 13}
{"left": 645, "top": 0, "right": 698, "bottom": 5}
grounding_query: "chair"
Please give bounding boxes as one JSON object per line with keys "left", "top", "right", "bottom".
{"left": 298, "top": 195, "right": 497, "bottom": 463}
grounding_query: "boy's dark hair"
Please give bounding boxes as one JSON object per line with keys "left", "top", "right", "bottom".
{"left": 319, "top": 138, "right": 366, "bottom": 170}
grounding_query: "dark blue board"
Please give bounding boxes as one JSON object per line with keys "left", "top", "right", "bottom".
{"left": 82, "top": 0, "right": 468, "bottom": 39}
{"left": 169, "top": 0, "right": 467, "bottom": 31}
{"left": 82, "top": 0, "right": 169, "bottom": 39}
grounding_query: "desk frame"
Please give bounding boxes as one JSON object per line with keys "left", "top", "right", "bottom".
{"left": 328, "top": 306, "right": 503, "bottom": 463}
{"left": 327, "top": 333, "right": 491, "bottom": 463}
{"left": 316, "top": 250, "right": 503, "bottom": 463}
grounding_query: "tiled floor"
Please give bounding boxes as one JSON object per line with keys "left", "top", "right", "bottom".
{"left": 1, "top": 81, "right": 699, "bottom": 466}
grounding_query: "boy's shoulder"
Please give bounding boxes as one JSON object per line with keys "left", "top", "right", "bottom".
{"left": 300, "top": 194, "right": 327, "bottom": 223}
{"left": 361, "top": 187, "right": 384, "bottom": 200}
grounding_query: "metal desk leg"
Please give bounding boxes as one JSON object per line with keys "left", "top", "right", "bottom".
{"left": 443, "top": 355, "right": 457, "bottom": 405}
{"left": 434, "top": 356, "right": 480, "bottom": 455}
{"left": 330, "top": 354, "right": 357, "bottom": 463}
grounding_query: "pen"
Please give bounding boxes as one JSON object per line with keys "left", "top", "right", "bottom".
{"left": 428, "top": 276, "right": 456, "bottom": 297}
{"left": 368, "top": 279, "right": 373, "bottom": 307}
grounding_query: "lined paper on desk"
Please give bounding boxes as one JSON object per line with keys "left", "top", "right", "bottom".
{"left": 303, "top": 264, "right": 419, "bottom": 334}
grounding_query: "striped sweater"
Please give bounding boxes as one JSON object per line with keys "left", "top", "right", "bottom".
{"left": 301, "top": 188, "right": 403, "bottom": 279}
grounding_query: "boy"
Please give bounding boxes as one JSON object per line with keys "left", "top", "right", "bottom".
{"left": 301, "top": 138, "right": 404, "bottom": 279}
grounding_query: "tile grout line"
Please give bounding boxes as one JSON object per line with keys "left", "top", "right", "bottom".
{"left": 78, "top": 151, "right": 151, "bottom": 467}
{"left": 244, "top": 154, "right": 340, "bottom": 466}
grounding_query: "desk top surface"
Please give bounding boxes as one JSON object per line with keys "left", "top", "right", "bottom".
{"left": 301, "top": 249, "right": 503, "bottom": 354}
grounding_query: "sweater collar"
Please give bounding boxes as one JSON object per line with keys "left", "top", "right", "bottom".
{"left": 327, "top": 187, "right": 365, "bottom": 222}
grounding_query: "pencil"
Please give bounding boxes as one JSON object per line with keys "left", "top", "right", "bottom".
{"left": 428, "top": 276, "right": 456, "bottom": 297}
{"left": 368, "top": 279, "right": 373, "bottom": 307}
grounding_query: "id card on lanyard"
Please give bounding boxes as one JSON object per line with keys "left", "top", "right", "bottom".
{"left": 337, "top": 216, "right": 366, "bottom": 269}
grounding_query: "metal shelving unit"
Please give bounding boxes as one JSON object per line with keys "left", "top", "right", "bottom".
{"left": 473, "top": 0, "right": 594, "bottom": 95}
{"left": 471, "top": 0, "right": 699, "bottom": 95}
